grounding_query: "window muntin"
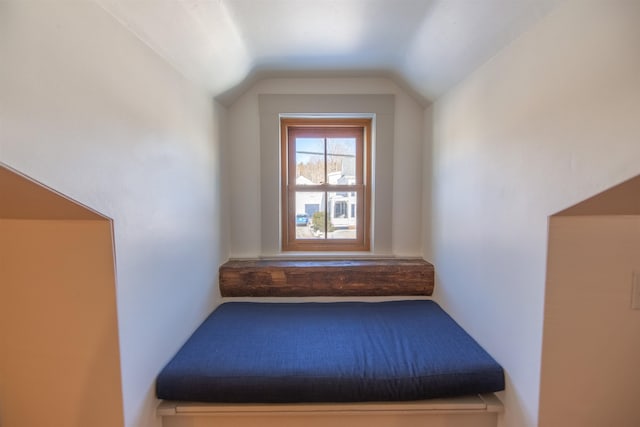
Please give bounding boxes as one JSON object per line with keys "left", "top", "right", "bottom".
{"left": 281, "top": 118, "right": 371, "bottom": 251}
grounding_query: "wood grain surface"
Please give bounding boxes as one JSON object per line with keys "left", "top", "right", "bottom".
{"left": 219, "top": 258, "right": 434, "bottom": 297}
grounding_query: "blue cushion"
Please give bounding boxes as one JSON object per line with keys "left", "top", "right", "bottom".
{"left": 156, "top": 300, "right": 504, "bottom": 403}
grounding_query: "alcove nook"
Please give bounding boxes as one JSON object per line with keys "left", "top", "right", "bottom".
{"left": 0, "top": 164, "right": 124, "bottom": 427}
{"left": 539, "top": 174, "right": 640, "bottom": 426}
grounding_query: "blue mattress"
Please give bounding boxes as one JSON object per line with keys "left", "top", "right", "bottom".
{"left": 156, "top": 300, "right": 504, "bottom": 403}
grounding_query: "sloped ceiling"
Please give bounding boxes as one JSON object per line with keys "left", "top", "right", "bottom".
{"left": 96, "top": 0, "right": 563, "bottom": 105}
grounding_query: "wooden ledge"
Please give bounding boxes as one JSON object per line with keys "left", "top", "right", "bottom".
{"left": 219, "top": 258, "right": 434, "bottom": 297}
{"left": 157, "top": 394, "right": 502, "bottom": 416}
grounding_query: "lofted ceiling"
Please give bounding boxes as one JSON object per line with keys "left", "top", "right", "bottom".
{"left": 96, "top": 0, "right": 564, "bottom": 105}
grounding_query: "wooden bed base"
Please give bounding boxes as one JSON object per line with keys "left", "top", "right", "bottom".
{"left": 157, "top": 393, "right": 503, "bottom": 427}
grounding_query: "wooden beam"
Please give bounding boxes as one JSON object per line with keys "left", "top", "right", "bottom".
{"left": 219, "top": 258, "right": 434, "bottom": 297}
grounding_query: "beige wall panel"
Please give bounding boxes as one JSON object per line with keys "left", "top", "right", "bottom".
{"left": 0, "top": 165, "right": 104, "bottom": 220}
{"left": 557, "top": 175, "right": 640, "bottom": 216}
{"left": 0, "top": 219, "right": 124, "bottom": 427}
{"left": 539, "top": 216, "right": 640, "bottom": 427}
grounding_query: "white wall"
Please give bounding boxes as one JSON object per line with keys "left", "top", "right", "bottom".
{"left": 0, "top": 2, "right": 227, "bottom": 427}
{"left": 227, "top": 77, "right": 425, "bottom": 258}
{"left": 426, "top": 0, "right": 640, "bottom": 426}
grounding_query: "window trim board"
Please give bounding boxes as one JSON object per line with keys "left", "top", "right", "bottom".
{"left": 258, "top": 94, "right": 394, "bottom": 257}
{"left": 280, "top": 117, "right": 372, "bottom": 252}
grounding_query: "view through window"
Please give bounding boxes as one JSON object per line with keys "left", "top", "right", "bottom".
{"left": 281, "top": 118, "right": 371, "bottom": 251}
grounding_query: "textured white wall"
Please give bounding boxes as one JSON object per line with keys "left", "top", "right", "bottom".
{"left": 427, "top": 1, "right": 640, "bottom": 426}
{"left": 0, "top": 2, "right": 227, "bottom": 427}
{"left": 227, "top": 77, "right": 425, "bottom": 258}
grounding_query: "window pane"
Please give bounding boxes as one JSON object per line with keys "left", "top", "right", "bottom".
{"left": 327, "top": 192, "right": 357, "bottom": 240}
{"left": 295, "top": 138, "right": 324, "bottom": 185}
{"left": 282, "top": 119, "right": 370, "bottom": 251}
{"left": 327, "top": 138, "right": 356, "bottom": 184}
{"left": 295, "top": 192, "right": 325, "bottom": 239}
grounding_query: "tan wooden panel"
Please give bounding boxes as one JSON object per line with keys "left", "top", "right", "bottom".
{"left": 0, "top": 220, "right": 124, "bottom": 427}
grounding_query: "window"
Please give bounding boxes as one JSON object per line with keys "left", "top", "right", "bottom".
{"left": 281, "top": 118, "right": 371, "bottom": 251}
{"left": 334, "top": 201, "right": 347, "bottom": 218}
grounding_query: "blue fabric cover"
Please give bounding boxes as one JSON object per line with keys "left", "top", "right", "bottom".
{"left": 156, "top": 300, "right": 504, "bottom": 403}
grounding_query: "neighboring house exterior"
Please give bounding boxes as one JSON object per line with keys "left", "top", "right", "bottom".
{"left": 295, "top": 172, "right": 357, "bottom": 230}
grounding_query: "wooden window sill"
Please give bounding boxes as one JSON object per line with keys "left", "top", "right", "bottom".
{"left": 219, "top": 258, "right": 434, "bottom": 297}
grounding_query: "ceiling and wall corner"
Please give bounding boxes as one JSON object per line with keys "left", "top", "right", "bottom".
{"left": 94, "top": 0, "right": 565, "bottom": 103}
